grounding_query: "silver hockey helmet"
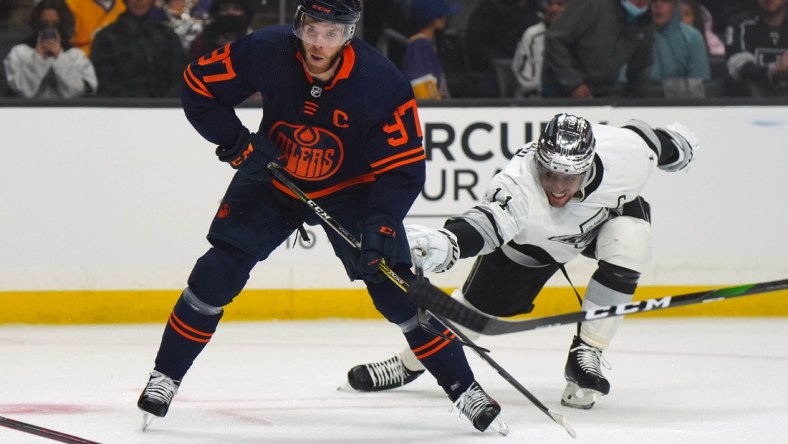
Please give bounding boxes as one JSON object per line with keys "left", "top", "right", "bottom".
{"left": 293, "top": 0, "right": 361, "bottom": 47}
{"left": 536, "top": 113, "right": 595, "bottom": 174}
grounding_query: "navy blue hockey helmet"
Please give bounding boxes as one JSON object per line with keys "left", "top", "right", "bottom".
{"left": 293, "top": 0, "right": 361, "bottom": 46}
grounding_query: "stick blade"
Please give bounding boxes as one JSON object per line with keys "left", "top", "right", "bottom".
{"left": 407, "top": 279, "right": 489, "bottom": 332}
{"left": 548, "top": 409, "right": 577, "bottom": 438}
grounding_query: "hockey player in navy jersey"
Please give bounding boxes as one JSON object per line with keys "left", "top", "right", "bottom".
{"left": 137, "top": 0, "right": 507, "bottom": 435}
{"left": 347, "top": 113, "right": 699, "bottom": 410}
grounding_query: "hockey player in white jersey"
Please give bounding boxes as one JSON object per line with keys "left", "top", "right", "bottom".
{"left": 347, "top": 113, "right": 698, "bottom": 409}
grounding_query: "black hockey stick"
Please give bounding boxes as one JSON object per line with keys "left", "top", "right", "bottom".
{"left": 419, "top": 303, "right": 576, "bottom": 437}
{"left": 0, "top": 415, "right": 101, "bottom": 444}
{"left": 266, "top": 162, "right": 576, "bottom": 437}
{"left": 408, "top": 278, "right": 788, "bottom": 336}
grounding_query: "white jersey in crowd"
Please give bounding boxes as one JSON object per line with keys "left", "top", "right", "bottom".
{"left": 455, "top": 124, "right": 657, "bottom": 264}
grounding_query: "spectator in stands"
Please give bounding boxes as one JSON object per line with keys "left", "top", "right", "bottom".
{"left": 511, "top": 0, "right": 568, "bottom": 98}
{"left": 1, "top": 0, "right": 35, "bottom": 30}
{"left": 702, "top": 1, "right": 757, "bottom": 37}
{"left": 66, "top": 0, "right": 126, "bottom": 56}
{"left": 725, "top": 0, "right": 788, "bottom": 97}
{"left": 151, "top": 0, "right": 207, "bottom": 51}
{"left": 4, "top": 0, "right": 97, "bottom": 98}
{"left": 188, "top": 0, "right": 254, "bottom": 61}
{"left": 90, "top": 0, "right": 186, "bottom": 97}
{"left": 0, "top": 0, "right": 36, "bottom": 96}
{"left": 650, "top": 0, "right": 709, "bottom": 98}
{"left": 682, "top": 0, "right": 724, "bottom": 56}
{"left": 401, "top": 0, "right": 461, "bottom": 99}
{"left": 465, "top": 0, "right": 540, "bottom": 97}
{"left": 542, "top": 0, "right": 654, "bottom": 98}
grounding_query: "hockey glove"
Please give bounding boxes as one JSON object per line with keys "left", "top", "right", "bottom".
{"left": 216, "top": 127, "right": 282, "bottom": 181}
{"left": 405, "top": 224, "right": 459, "bottom": 273}
{"left": 655, "top": 123, "right": 699, "bottom": 172}
{"left": 359, "top": 214, "right": 399, "bottom": 283}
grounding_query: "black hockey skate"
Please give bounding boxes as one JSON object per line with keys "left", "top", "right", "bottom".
{"left": 561, "top": 335, "right": 610, "bottom": 409}
{"left": 347, "top": 354, "right": 424, "bottom": 392}
{"left": 452, "top": 381, "right": 509, "bottom": 435}
{"left": 137, "top": 370, "right": 180, "bottom": 430}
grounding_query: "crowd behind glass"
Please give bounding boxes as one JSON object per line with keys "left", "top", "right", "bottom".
{"left": 1, "top": 0, "right": 786, "bottom": 99}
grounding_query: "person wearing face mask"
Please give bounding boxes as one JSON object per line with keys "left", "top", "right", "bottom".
{"left": 649, "top": 0, "right": 709, "bottom": 98}
{"left": 188, "top": 0, "right": 255, "bottom": 61}
{"left": 542, "top": 0, "right": 655, "bottom": 98}
{"left": 3, "top": 0, "right": 97, "bottom": 98}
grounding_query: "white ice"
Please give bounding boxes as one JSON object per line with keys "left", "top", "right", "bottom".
{"left": 1, "top": 318, "right": 787, "bottom": 444}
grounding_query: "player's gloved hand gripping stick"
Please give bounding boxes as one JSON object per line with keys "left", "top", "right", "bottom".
{"left": 217, "top": 128, "right": 283, "bottom": 182}
{"left": 265, "top": 162, "right": 577, "bottom": 438}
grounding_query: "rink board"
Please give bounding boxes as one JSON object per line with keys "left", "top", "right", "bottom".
{"left": 1, "top": 104, "right": 786, "bottom": 324}
{"left": 1, "top": 286, "right": 786, "bottom": 324}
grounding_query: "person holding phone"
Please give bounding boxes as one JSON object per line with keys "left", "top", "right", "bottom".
{"left": 3, "top": 0, "right": 97, "bottom": 98}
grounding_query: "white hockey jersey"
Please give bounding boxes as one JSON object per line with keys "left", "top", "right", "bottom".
{"left": 455, "top": 124, "right": 658, "bottom": 264}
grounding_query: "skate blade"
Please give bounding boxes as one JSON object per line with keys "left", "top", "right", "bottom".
{"left": 561, "top": 382, "right": 600, "bottom": 410}
{"left": 336, "top": 381, "right": 356, "bottom": 392}
{"left": 141, "top": 413, "right": 155, "bottom": 431}
{"left": 488, "top": 417, "right": 510, "bottom": 436}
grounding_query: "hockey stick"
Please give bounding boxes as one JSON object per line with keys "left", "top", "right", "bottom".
{"left": 408, "top": 278, "right": 788, "bottom": 336}
{"left": 266, "top": 162, "right": 576, "bottom": 437}
{"left": 267, "top": 163, "right": 410, "bottom": 292}
{"left": 0, "top": 415, "right": 101, "bottom": 444}
{"left": 419, "top": 301, "right": 575, "bottom": 437}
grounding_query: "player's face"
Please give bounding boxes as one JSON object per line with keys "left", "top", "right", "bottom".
{"left": 299, "top": 18, "right": 347, "bottom": 75}
{"left": 537, "top": 163, "right": 585, "bottom": 207}
{"left": 299, "top": 17, "right": 348, "bottom": 47}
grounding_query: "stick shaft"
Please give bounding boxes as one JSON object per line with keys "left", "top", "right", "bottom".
{"left": 267, "top": 163, "right": 409, "bottom": 290}
{"left": 408, "top": 278, "right": 788, "bottom": 335}
{"left": 0, "top": 415, "right": 100, "bottom": 444}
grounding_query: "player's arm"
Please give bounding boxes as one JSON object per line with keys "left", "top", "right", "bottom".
{"left": 444, "top": 153, "right": 530, "bottom": 256}
{"left": 182, "top": 37, "right": 257, "bottom": 148}
{"left": 364, "top": 97, "right": 426, "bottom": 223}
{"left": 182, "top": 35, "right": 281, "bottom": 181}
{"left": 357, "top": 95, "right": 426, "bottom": 282}
{"left": 622, "top": 120, "right": 699, "bottom": 172}
{"left": 408, "top": 150, "right": 533, "bottom": 273}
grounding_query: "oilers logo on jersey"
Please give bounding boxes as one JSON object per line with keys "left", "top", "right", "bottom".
{"left": 271, "top": 122, "right": 344, "bottom": 181}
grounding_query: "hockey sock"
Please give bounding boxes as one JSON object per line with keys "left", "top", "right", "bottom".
{"left": 153, "top": 291, "right": 223, "bottom": 380}
{"left": 404, "top": 317, "right": 474, "bottom": 401}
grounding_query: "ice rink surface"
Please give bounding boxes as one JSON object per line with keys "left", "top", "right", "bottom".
{"left": 1, "top": 318, "right": 787, "bottom": 444}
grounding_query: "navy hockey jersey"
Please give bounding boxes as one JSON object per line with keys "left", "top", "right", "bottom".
{"left": 182, "top": 25, "right": 425, "bottom": 221}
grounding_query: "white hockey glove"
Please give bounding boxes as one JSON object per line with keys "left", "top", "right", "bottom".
{"left": 657, "top": 122, "right": 699, "bottom": 172}
{"left": 405, "top": 224, "right": 460, "bottom": 273}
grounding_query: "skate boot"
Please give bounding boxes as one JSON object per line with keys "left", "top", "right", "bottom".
{"left": 347, "top": 354, "right": 424, "bottom": 392}
{"left": 137, "top": 370, "right": 180, "bottom": 430}
{"left": 561, "top": 335, "right": 610, "bottom": 409}
{"left": 452, "top": 381, "right": 509, "bottom": 435}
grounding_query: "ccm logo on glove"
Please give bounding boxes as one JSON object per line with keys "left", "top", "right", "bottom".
{"left": 216, "top": 127, "right": 282, "bottom": 181}
{"left": 229, "top": 143, "right": 255, "bottom": 168}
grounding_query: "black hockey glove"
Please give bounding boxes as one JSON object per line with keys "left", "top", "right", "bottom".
{"left": 216, "top": 127, "right": 282, "bottom": 181}
{"left": 359, "top": 214, "right": 398, "bottom": 284}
